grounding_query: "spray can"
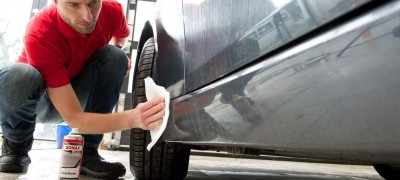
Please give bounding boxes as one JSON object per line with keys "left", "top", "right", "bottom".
{"left": 59, "top": 128, "right": 84, "bottom": 180}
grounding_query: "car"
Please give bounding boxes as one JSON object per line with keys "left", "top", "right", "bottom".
{"left": 129, "top": 0, "right": 400, "bottom": 179}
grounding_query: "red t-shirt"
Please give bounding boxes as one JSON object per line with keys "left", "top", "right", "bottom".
{"left": 18, "top": 0, "right": 130, "bottom": 88}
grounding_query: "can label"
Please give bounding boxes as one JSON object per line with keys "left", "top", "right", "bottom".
{"left": 59, "top": 135, "right": 84, "bottom": 180}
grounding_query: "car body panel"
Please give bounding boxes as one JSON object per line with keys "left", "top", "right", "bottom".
{"left": 139, "top": 0, "right": 400, "bottom": 164}
{"left": 149, "top": 0, "right": 370, "bottom": 98}
{"left": 182, "top": 0, "right": 369, "bottom": 92}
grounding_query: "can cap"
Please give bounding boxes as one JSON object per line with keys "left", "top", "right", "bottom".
{"left": 70, "top": 128, "right": 80, "bottom": 134}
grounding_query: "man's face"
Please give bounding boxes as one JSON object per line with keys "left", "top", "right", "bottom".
{"left": 55, "top": 0, "right": 102, "bottom": 34}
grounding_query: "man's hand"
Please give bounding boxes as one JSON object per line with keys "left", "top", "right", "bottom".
{"left": 126, "top": 56, "right": 131, "bottom": 76}
{"left": 133, "top": 98, "right": 166, "bottom": 130}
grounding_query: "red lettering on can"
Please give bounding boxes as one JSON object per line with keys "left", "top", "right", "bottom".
{"left": 65, "top": 145, "right": 82, "bottom": 150}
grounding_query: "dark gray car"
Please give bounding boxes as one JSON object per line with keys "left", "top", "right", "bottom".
{"left": 129, "top": 0, "right": 400, "bottom": 179}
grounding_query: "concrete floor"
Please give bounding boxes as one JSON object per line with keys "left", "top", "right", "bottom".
{"left": 0, "top": 140, "right": 383, "bottom": 180}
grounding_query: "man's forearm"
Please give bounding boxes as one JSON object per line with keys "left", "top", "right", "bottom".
{"left": 67, "top": 98, "right": 164, "bottom": 134}
{"left": 48, "top": 84, "right": 165, "bottom": 134}
{"left": 48, "top": 84, "right": 133, "bottom": 134}
{"left": 67, "top": 110, "right": 133, "bottom": 134}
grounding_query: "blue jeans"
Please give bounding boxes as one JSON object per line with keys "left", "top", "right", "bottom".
{"left": 0, "top": 45, "right": 127, "bottom": 148}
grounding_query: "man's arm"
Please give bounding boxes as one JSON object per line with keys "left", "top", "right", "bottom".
{"left": 47, "top": 84, "right": 165, "bottom": 134}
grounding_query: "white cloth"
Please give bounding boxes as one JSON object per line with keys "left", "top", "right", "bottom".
{"left": 144, "top": 77, "right": 170, "bottom": 151}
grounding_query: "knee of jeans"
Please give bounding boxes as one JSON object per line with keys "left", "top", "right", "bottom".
{"left": 13, "top": 63, "right": 43, "bottom": 83}
{"left": 101, "top": 45, "right": 128, "bottom": 68}
{"left": 1, "top": 63, "right": 45, "bottom": 93}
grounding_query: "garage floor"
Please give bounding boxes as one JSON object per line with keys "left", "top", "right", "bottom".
{"left": 0, "top": 140, "right": 383, "bottom": 180}
{"left": 0, "top": 140, "right": 134, "bottom": 180}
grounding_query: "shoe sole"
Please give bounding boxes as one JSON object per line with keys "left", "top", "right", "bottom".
{"left": 0, "top": 163, "right": 28, "bottom": 173}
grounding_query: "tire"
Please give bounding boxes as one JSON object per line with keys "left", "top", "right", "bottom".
{"left": 373, "top": 164, "right": 400, "bottom": 180}
{"left": 129, "top": 38, "right": 190, "bottom": 180}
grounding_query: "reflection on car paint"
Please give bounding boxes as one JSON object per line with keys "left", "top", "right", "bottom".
{"left": 181, "top": 0, "right": 368, "bottom": 93}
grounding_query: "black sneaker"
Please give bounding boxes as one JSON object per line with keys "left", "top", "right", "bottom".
{"left": 80, "top": 146, "right": 126, "bottom": 179}
{"left": 0, "top": 137, "right": 33, "bottom": 173}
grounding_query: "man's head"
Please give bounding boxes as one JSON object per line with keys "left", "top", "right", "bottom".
{"left": 54, "top": 0, "right": 102, "bottom": 34}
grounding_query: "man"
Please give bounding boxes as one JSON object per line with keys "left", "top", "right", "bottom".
{"left": 0, "top": 0, "right": 165, "bottom": 179}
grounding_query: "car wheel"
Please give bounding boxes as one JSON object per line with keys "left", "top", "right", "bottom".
{"left": 373, "top": 164, "right": 400, "bottom": 180}
{"left": 129, "top": 37, "right": 190, "bottom": 180}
